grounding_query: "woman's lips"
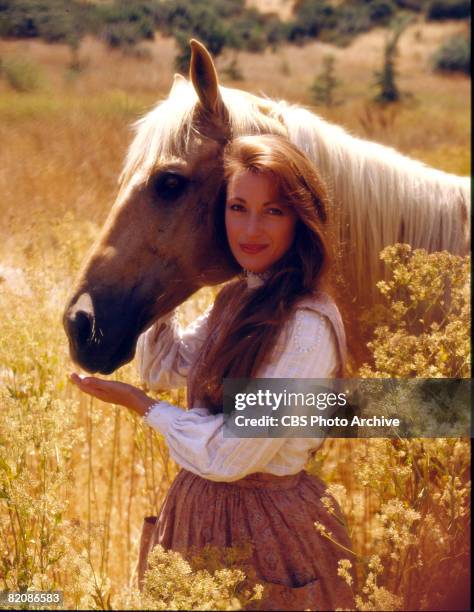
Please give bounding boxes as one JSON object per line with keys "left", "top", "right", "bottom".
{"left": 239, "top": 243, "right": 269, "bottom": 254}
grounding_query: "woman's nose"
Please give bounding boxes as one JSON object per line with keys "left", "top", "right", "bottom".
{"left": 245, "top": 213, "right": 263, "bottom": 238}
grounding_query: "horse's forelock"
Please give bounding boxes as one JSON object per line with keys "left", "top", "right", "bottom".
{"left": 118, "top": 81, "right": 291, "bottom": 194}
{"left": 119, "top": 79, "right": 199, "bottom": 190}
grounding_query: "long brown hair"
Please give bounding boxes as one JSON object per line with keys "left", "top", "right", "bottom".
{"left": 189, "top": 134, "right": 344, "bottom": 414}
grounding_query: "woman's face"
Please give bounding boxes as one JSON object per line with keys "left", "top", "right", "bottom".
{"left": 225, "top": 170, "right": 298, "bottom": 274}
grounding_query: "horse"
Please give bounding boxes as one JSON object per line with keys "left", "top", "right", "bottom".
{"left": 63, "top": 39, "right": 470, "bottom": 375}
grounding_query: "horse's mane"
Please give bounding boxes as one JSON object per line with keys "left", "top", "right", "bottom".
{"left": 120, "top": 78, "right": 470, "bottom": 304}
{"left": 275, "top": 102, "right": 470, "bottom": 300}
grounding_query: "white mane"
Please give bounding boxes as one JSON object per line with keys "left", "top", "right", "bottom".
{"left": 275, "top": 102, "right": 470, "bottom": 301}
{"left": 121, "top": 77, "right": 470, "bottom": 306}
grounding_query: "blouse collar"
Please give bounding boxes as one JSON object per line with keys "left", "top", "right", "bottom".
{"left": 244, "top": 268, "right": 272, "bottom": 289}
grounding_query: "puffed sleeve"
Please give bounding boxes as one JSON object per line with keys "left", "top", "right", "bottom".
{"left": 135, "top": 304, "right": 212, "bottom": 391}
{"left": 142, "top": 308, "right": 340, "bottom": 482}
{"left": 259, "top": 308, "right": 339, "bottom": 470}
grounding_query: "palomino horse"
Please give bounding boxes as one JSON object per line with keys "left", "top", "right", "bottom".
{"left": 63, "top": 39, "right": 470, "bottom": 375}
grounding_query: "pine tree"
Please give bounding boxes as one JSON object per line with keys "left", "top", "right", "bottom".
{"left": 373, "top": 16, "right": 411, "bottom": 104}
{"left": 310, "top": 54, "right": 340, "bottom": 107}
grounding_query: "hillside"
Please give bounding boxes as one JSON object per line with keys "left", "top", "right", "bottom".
{"left": 0, "top": 18, "right": 468, "bottom": 177}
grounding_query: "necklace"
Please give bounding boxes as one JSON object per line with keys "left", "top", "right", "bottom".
{"left": 243, "top": 268, "right": 272, "bottom": 289}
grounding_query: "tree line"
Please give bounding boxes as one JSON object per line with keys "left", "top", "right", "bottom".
{"left": 0, "top": 0, "right": 470, "bottom": 73}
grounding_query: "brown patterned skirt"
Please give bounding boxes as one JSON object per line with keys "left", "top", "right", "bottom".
{"left": 137, "top": 468, "right": 356, "bottom": 611}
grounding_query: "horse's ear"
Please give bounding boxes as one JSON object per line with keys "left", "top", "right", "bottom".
{"left": 189, "top": 39, "right": 222, "bottom": 114}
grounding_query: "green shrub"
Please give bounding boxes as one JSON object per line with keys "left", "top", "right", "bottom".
{"left": 0, "top": 0, "right": 85, "bottom": 42}
{"left": 366, "top": 0, "right": 398, "bottom": 23}
{"left": 426, "top": 0, "right": 470, "bottom": 19}
{"left": 0, "top": 55, "right": 45, "bottom": 92}
{"left": 97, "top": 2, "right": 155, "bottom": 48}
{"left": 288, "top": 0, "right": 397, "bottom": 47}
{"left": 206, "top": 0, "right": 246, "bottom": 18}
{"left": 230, "top": 9, "right": 268, "bottom": 52}
{"left": 432, "top": 35, "right": 470, "bottom": 74}
{"left": 265, "top": 17, "right": 293, "bottom": 49}
{"left": 393, "top": 0, "right": 426, "bottom": 9}
{"left": 159, "top": 1, "right": 281, "bottom": 58}
{"left": 0, "top": 0, "right": 45, "bottom": 38}
{"left": 102, "top": 22, "right": 142, "bottom": 48}
{"left": 350, "top": 0, "right": 398, "bottom": 24}
{"left": 331, "top": 4, "right": 372, "bottom": 44}
{"left": 156, "top": 0, "right": 234, "bottom": 71}
{"left": 37, "top": 7, "right": 75, "bottom": 43}
{"left": 288, "top": 0, "right": 337, "bottom": 41}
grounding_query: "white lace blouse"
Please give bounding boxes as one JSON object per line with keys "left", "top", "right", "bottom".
{"left": 135, "top": 272, "right": 345, "bottom": 482}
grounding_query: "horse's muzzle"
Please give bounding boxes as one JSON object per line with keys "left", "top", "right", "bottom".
{"left": 63, "top": 290, "right": 142, "bottom": 374}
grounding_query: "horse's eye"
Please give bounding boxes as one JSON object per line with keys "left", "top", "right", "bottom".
{"left": 153, "top": 172, "right": 188, "bottom": 201}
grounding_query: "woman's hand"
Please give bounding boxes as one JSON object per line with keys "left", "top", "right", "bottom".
{"left": 70, "top": 372, "right": 156, "bottom": 417}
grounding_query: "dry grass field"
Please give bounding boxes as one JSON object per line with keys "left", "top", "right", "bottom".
{"left": 0, "top": 18, "right": 470, "bottom": 610}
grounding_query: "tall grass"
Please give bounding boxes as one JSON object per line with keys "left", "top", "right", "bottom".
{"left": 0, "top": 55, "right": 46, "bottom": 92}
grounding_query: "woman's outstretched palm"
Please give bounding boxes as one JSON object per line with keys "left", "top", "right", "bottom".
{"left": 70, "top": 372, "right": 154, "bottom": 416}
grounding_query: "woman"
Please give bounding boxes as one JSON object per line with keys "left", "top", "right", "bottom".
{"left": 71, "top": 134, "right": 355, "bottom": 611}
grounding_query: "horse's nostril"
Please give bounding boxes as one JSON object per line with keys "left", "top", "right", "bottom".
{"left": 69, "top": 310, "right": 94, "bottom": 347}
{"left": 76, "top": 310, "right": 94, "bottom": 345}
{"left": 64, "top": 291, "right": 97, "bottom": 350}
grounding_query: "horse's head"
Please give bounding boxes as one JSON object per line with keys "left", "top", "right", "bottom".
{"left": 63, "top": 40, "right": 287, "bottom": 374}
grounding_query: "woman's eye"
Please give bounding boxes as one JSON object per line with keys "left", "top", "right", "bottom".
{"left": 153, "top": 172, "right": 188, "bottom": 201}
{"left": 229, "top": 203, "right": 244, "bottom": 211}
{"left": 268, "top": 208, "right": 283, "bottom": 215}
